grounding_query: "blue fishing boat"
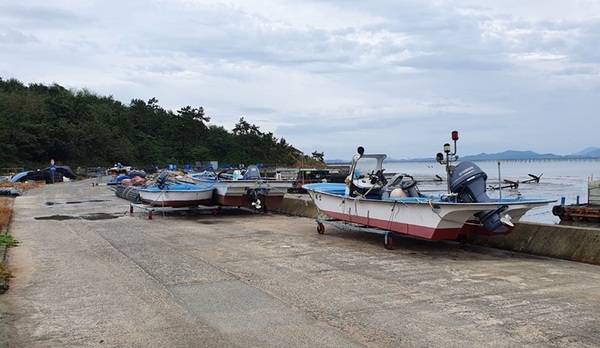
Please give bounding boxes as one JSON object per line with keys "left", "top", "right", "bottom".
{"left": 189, "top": 165, "right": 292, "bottom": 212}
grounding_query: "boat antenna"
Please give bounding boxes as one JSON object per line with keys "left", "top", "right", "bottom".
{"left": 497, "top": 161, "right": 502, "bottom": 201}
{"left": 436, "top": 130, "right": 459, "bottom": 193}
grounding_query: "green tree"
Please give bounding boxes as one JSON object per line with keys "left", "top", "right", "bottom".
{"left": 0, "top": 78, "right": 302, "bottom": 169}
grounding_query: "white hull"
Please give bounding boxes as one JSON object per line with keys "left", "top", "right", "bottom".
{"left": 138, "top": 188, "right": 214, "bottom": 208}
{"left": 307, "top": 184, "right": 554, "bottom": 241}
{"left": 309, "top": 138, "right": 554, "bottom": 242}
{"left": 191, "top": 177, "right": 292, "bottom": 209}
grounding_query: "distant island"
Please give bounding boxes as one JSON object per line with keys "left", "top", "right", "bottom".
{"left": 458, "top": 147, "right": 600, "bottom": 161}
{"left": 326, "top": 147, "right": 600, "bottom": 164}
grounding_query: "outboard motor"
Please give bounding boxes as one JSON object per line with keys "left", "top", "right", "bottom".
{"left": 156, "top": 172, "right": 169, "bottom": 189}
{"left": 449, "top": 161, "right": 509, "bottom": 233}
{"left": 243, "top": 165, "right": 261, "bottom": 180}
{"left": 449, "top": 162, "right": 489, "bottom": 203}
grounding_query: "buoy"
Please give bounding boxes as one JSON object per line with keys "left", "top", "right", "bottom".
{"left": 390, "top": 188, "right": 408, "bottom": 198}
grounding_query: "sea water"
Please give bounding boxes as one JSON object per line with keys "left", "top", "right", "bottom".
{"left": 383, "top": 158, "right": 600, "bottom": 224}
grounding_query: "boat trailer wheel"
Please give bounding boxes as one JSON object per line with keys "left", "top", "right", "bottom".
{"left": 316, "top": 222, "right": 325, "bottom": 235}
{"left": 384, "top": 233, "right": 394, "bottom": 250}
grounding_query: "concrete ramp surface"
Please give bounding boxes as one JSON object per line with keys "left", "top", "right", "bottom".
{"left": 1, "top": 179, "right": 599, "bottom": 347}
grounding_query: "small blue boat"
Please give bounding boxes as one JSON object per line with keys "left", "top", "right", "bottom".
{"left": 137, "top": 173, "right": 215, "bottom": 207}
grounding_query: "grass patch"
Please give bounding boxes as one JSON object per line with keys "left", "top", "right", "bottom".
{"left": 0, "top": 235, "right": 18, "bottom": 247}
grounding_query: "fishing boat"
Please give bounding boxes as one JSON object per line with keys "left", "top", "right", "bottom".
{"left": 106, "top": 163, "right": 132, "bottom": 176}
{"left": 551, "top": 180, "right": 600, "bottom": 223}
{"left": 138, "top": 172, "right": 215, "bottom": 208}
{"left": 190, "top": 165, "right": 293, "bottom": 212}
{"left": 304, "top": 131, "right": 555, "bottom": 248}
{"left": 287, "top": 168, "right": 349, "bottom": 193}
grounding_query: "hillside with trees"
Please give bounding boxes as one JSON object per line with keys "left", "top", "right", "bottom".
{"left": 0, "top": 77, "right": 324, "bottom": 170}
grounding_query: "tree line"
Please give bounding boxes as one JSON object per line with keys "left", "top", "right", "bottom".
{"left": 0, "top": 77, "right": 324, "bottom": 171}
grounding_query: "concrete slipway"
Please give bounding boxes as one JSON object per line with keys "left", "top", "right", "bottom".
{"left": 276, "top": 194, "right": 600, "bottom": 265}
{"left": 0, "top": 179, "right": 599, "bottom": 347}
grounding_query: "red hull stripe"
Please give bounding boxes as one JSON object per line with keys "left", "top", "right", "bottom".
{"left": 321, "top": 210, "right": 486, "bottom": 241}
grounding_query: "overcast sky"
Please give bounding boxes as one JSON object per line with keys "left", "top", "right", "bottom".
{"left": 1, "top": 1, "right": 599, "bottom": 160}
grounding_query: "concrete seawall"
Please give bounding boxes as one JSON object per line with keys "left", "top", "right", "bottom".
{"left": 469, "top": 223, "right": 600, "bottom": 265}
{"left": 275, "top": 194, "right": 600, "bottom": 265}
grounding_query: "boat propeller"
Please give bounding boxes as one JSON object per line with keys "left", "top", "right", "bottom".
{"left": 252, "top": 199, "right": 262, "bottom": 210}
{"left": 500, "top": 213, "right": 514, "bottom": 227}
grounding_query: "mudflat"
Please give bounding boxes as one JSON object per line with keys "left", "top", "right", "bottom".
{"left": 1, "top": 179, "right": 599, "bottom": 347}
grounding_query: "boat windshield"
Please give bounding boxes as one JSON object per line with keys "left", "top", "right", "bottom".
{"left": 354, "top": 158, "right": 378, "bottom": 177}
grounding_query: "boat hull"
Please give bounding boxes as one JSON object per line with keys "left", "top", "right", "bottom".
{"left": 192, "top": 178, "right": 292, "bottom": 211}
{"left": 306, "top": 183, "right": 554, "bottom": 241}
{"left": 138, "top": 186, "right": 215, "bottom": 208}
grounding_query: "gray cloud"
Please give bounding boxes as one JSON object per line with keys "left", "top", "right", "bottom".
{"left": 1, "top": 0, "right": 598, "bottom": 160}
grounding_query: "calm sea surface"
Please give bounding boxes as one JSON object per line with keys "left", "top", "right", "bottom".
{"left": 382, "top": 158, "right": 600, "bottom": 224}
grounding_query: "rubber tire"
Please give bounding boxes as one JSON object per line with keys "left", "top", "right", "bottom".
{"left": 552, "top": 205, "right": 564, "bottom": 217}
{"left": 317, "top": 223, "right": 325, "bottom": 235}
